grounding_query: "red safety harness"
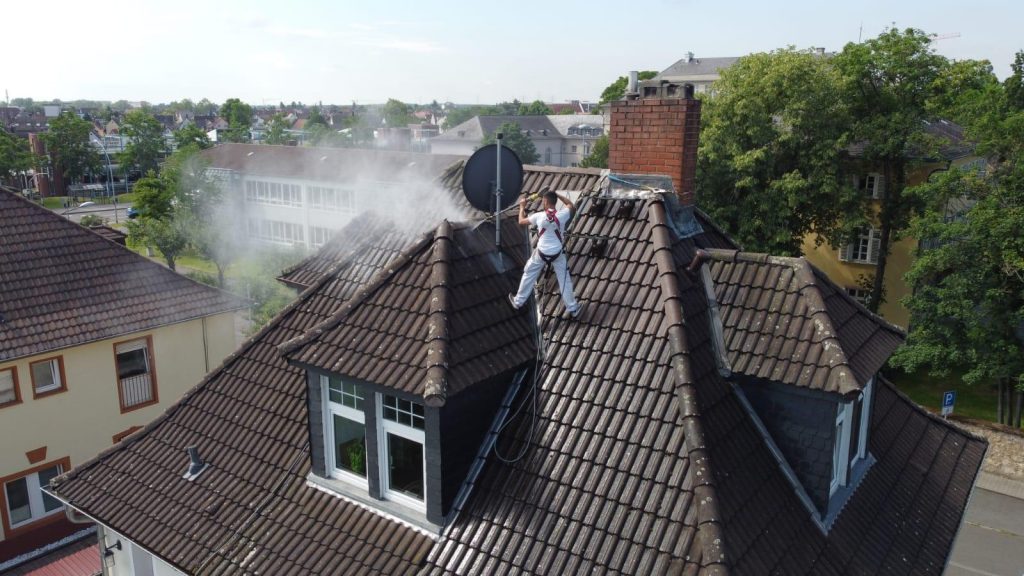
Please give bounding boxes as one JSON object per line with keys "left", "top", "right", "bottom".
{"left": 537, "top": 208, "right": 563, "bottom": 264}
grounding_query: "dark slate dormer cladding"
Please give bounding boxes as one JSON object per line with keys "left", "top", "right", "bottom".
{"left": 280, "top": 218, "right": 536, "bottom": 526}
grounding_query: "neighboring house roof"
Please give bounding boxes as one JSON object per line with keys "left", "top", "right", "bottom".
{"left": 847, "top": 118, "right": 973, "bottom": 161}
{"left": 282, "top": 220, "right": 534, "bottom": 405}
{"left": 656, "top": 55, "right": 740, "bottom": 81}
{"left": 0, "top": 190, "right": 247, "bottom": 362}
{"left": 5, "top": 538, "right": 100, "bottom": 576}
{"left": 702, "top": 249, "right": 904, "bottom": 395}
{"left": 49, "top": 176, "right": 985, "bottom": 574}
{"left": 200, "top": 144, "right": 465, "bottom": 184}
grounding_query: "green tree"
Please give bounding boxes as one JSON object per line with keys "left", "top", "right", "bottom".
{"left": 599, "top": 71, "right": 657, "bottom": 104}
{"left": 306, "top": 107, "right": 328, "bottom": 129}
{"left": 482, "top": 122, "right": 539, "bottom": 164}
{"left": 126, "top": 206, "right": 191, "bottom": 271}
{"left": 696, "top": 48, "right": 861, "bottom": 255}
{"left": 120, "top": 110, "right": 167, "bottom": 175}
{"left": 220, "top": 98, "right": 253, "bottom": 142}
{"left": 41, "top": 111, "right": 101, "bottom": 184}
{"left": 579, "top": 134, "right": 608, "bottom": 168}
{"left": 132, "top": 170, "right": 175, "bottom": 220}
{"left": 834, "top": 28, "right": 949, "bottom": 311}
{"left": 195, "top": 98, "right": 218, "bottom": 115}
{"left": 892, "top": 167, "right": 1024, "bottom": 426}
{"left": 518, "top": 100, "right": 553, "bottom": 115}
{"left": 173, "top": 124, "right": 212, "bottom": 150}
{"left": 0, "top": 128, "right": 34, "bottom": 184}
{"left": 264, "top": 113, "right": 290, "bottom": 145}
{"left": 382, "top": 98, "right": 414, "bottom": 127}
{"left": 1006, "top": 50, "right": 1024, "bottom": 110}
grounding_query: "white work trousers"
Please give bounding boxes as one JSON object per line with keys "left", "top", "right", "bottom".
{"left": 513, "top": 251, "right": 579, "bottom": 313}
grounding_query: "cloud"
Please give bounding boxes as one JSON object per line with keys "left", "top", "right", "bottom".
{"left": 264, "top": 25, "right": 330, "bottom": 39}
{"left": 252, "top": 51, "right": 291, "bottom": 70}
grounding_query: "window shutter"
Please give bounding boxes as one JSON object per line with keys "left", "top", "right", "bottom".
{"left": 839, "top": 242, "right": 852, "bottom": 262}
{"left": 874, "top": 174, "right": 885, "bottom": 199}
{"left": 868, "top": 229, "right": 881, "bottom": 264}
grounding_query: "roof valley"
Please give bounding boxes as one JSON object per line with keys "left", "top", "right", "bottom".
{"left": 648, "top": 202, "right": 729, "bottom": 573}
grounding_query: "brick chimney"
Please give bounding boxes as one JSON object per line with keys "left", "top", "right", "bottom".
{"left": 608, "top": 79, "right": 701, "bottom": 205}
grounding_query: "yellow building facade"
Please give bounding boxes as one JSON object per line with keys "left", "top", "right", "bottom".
{"left": 0, "top": 313, "right": 238, "bottom": 550}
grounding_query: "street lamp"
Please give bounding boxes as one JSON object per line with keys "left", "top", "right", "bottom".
{"left": 91, "top": 132, "right": 118, "bottom": 223}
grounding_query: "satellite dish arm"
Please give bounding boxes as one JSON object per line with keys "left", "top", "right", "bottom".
{"left": 517, "top": 196, "right": 530, "bottom": 225}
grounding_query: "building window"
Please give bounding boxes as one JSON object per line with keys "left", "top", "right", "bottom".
{"left": 114, "top": 337, "right": 157, "bottom": 411}
{"left": 845, "top": 287, "right": 870, "bottom": 304}
{"left": 571, "top": 145, "right": 577, "bottom": 153}
{"left": 0, "top": 367, "right": 20, "bottom": 408}
{"left": 3, "top": 463, "right": 65, "bottom": 531}
{"left": 310, "top": 226, "right": 333, "bottom": 248}
{"left": 308, "top": 186, "right": 355, "bottom": 213}
{"left": 831, "top": 379, "right": 873, "bottom": 495}
{"left": 29, "top": 357, "right": 65, "bottom": 398}
{"left": 584, "top": 143, "right": 591, "bottom": 156}
{"left": 544, "top": 147, "right": 551, "bottom": 164}
{"left": 323, "top": 376, "right": 367, "bottom": 483}
{"left": 244, "top": 180, "right": 303, "bottom": 207}
{"left": 854, "top": 173, "right": 883, "bottom": 199}
{"left": 840, "top": 228, "right": 881, "bottom": 265}
{"left": 379, "top": 394, "right": 425, "bottom": 507}
{"left": 247, "top": 218, "right": 305, "bottom": 245}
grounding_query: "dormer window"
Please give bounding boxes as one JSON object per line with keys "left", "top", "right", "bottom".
{"left": 379, "top": 394, "right": 426, "bottom": 507}
{"left": 831, "top": 378, "right": 874, "bottom": 495}
{"left": 324, "top": 377, "right": 367, "bottom": 484}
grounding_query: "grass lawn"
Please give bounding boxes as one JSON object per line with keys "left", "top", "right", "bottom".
{"left": 885, "top": 368, "right": 1000, "bottom": 422}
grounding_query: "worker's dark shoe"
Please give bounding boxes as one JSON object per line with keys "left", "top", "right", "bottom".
{"left": 507, "top": 293, "right": 521, "bottom": 310}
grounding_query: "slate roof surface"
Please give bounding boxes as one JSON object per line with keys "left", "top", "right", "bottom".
{"left": 0, "top": 190, "right": 246, "bottom": 362}
{"left": 703, "top": 249, "right": 905, "bottom": 395}
{"left": 200, "top": 143, "right": 465, "bottom": 184}
{"left": 282, "top": 219, "right": 534, "bottom": 403}
{"left": 50, "top": 215, "right": 435, "bottom": 575}
{"left": 49, "top": 180, "right": 985, "bottom": 574}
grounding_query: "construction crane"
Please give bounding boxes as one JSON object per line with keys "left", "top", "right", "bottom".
{"left": 928, "top": 32, "right": 961, "bottom": 43}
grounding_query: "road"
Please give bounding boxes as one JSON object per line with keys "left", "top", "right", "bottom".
{"left": 947, "top": 488, "right": 1024, "bottom": 576}
{"left": 52, "top": 202, "right": 132, "bottom": 224}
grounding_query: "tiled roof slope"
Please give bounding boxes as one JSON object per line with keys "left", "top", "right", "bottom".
{"left": 702, "top": 249, "right": 904, "bottom": 395}
{"left": 279, "top": 163, "right": 606, "bottom": 290}
{"left": 282, "top": 219, "right": 534, "bottom": 404}
{"left": 50, "top": 216, "right": 434, "bottom": 575}
{"left": 424, "top": 195, "right": 985, "bottom": 575}
{"left": 425, "top": 198, "right": 733, "bottom": 574}
{"left": 0, "top": 190, "right": 246, "bottom": 361}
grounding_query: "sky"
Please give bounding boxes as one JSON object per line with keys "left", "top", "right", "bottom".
{"left": 3, "top": 0, "right": 1021, "bottom": 106}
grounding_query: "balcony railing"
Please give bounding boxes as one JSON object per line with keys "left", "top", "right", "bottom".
{"left": 120, "top": 373, "right": 154, "bottom": 408}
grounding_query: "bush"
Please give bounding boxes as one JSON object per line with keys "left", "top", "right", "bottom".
{"left": 79, "top": 214, "right": 107, "bottom": 227}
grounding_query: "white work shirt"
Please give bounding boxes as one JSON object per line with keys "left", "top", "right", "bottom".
{"left": 529, "top": 208, "right": 572, "bottom": 255}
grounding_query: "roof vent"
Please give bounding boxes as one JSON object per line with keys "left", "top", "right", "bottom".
{"left": 246, "top": 151, "right": 254, "bottom": 157}
{"left": 183, "top": 446, "right": 208, "bottom": 481}
{"left": 686, "top": 51, "right": 695, "bottom": 63}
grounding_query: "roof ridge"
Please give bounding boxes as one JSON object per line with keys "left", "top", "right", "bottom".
{"left": 423, "top": 221, "right": 453, "bottom": 407}
{"left": 648, "top": 201, "right": 729, "bottom": 574}
{"left": 278, "top": 231, "right": 435, "bottom": 358}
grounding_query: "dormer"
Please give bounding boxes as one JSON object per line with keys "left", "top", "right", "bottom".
{"left": 692, "top": 249, "right": 905, "bottom": 528}
{"left": 281, "top": 219, "right": 534, "bottom": 530}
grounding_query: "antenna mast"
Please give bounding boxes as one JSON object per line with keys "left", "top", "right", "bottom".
{"left": 495, "top": 132, "right": 503, "bottom": 250}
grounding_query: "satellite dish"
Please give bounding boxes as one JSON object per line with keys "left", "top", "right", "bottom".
{"left": 462, "top": 143, "right": 524, "bottom": 212}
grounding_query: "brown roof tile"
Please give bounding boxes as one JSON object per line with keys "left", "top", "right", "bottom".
{"left": 0, "top": 190, "right": 246, "bottom": 361}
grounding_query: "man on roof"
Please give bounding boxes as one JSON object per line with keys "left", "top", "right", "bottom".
{"left": 508, "top": 190, "right": 582, "bottom": 318}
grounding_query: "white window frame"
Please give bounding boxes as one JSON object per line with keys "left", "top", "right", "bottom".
{"left": 115, "top": 337, "right": 156, "bottom": 410}
{"left": 4, "top": 464, "right": 65, "bottom": 529}
{"left": 0, "top": 368, "right": 17, "bottom": 405}
{"left": 855, "top": 378, "right": 873, "bottom": 463}
{"left": 854, "top": 173, "right": 883, "bottom": 199}
{"left": 831, "top": 402, "right": 854, "bottom": 495}
{"left": 322, "top": 376, "right": 368, "bottom": 488}
{"left": 839, "top": 228, "right": 881, "bottom": 265}
{"left": 377, "top": 393, "right": 426, "bottom": 512}
{"left": 30, "top": 359, "right": 62, "bottom": 395}
{"left": 845, "top": 287, "right": 870, "bottom": 305}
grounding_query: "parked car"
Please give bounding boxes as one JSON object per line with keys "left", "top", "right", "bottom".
{"left": 127, "top": 207, "right": 139, "bottom": 219}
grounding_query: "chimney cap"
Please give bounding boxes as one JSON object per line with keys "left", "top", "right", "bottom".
{"left": 686, "top": 51, "right": 695, "bottom": 63}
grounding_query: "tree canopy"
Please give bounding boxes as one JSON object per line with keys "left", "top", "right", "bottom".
{"left": 579, "top": 134, "right": 608, "bottom": 169}
{"left": 481, "top": 122, "right": 539, "bottom": 165}
{"left": 697, "top": 48, "right": 861, "bottom": 256}
{"left": 220, "top": 98, "right": 253, "bottom": 142}
{"left": 599, "top": 71, "right": 657, "bottom": 104}
{"left": 0, "top": 128, "right": 34, "bottom": 184}
{"left": 264, "top": 113, "right": 290, "bottom": 145}
{"left": 518, "top": 100, "right": 553, "bottom": 115}
{"left": 173, "top": 124, "right": 212, "bottom": 150}
{"left": 382, "top": 98, "right": 414, "bottom": 127}
{"left": 120, "top": 110, "right": 168, "bottom": 174}
{"left": 41, "top": 111, "right": 101, "bottom": 184}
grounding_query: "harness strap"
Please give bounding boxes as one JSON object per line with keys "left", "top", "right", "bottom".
{"left": 538, "top": 250, "right": 562, "bottom": 264}
{"left": 537, "top": 209, "right": 563, "bottom": 243}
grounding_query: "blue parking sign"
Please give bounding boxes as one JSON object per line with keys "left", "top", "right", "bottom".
{"left": 941, "top": 390, "right": 956, "bottom": 417}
